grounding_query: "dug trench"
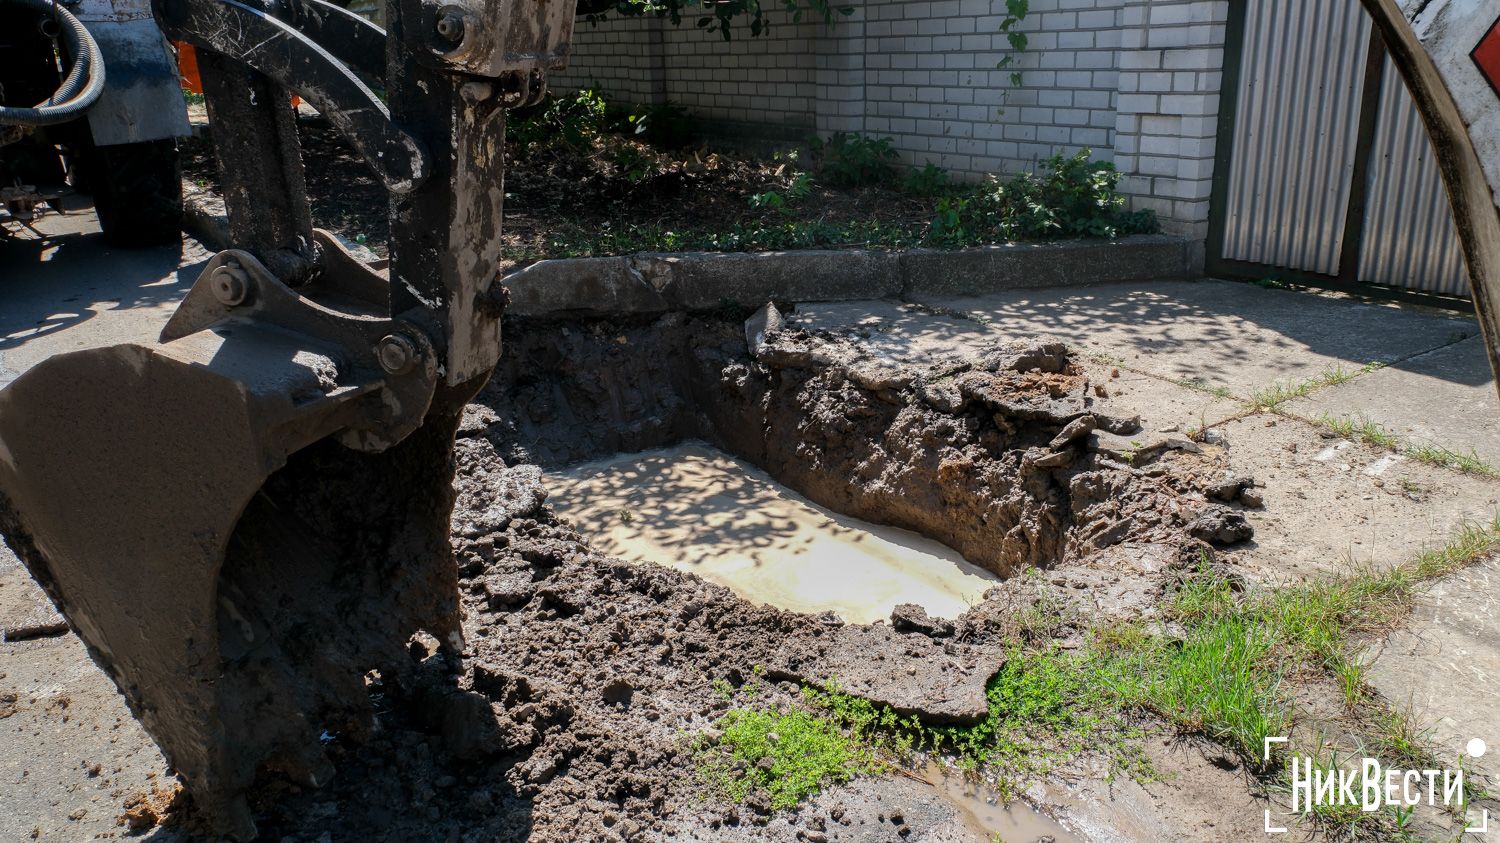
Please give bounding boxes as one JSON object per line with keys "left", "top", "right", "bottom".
{"left": 191, "top": 305, "right": 1263, "bottom": 841}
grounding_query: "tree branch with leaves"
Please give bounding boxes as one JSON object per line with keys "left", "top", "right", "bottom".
{"left": 576, "top": 0, "right": 852, "bottom": 40}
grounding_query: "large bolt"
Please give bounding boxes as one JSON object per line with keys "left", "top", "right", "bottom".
{"left": 376, "top": 333, "right": 418, "bottom": 375}
{"left": 210, "top": 263, "right": 249, "bottom": 306}
{"left": 435, "top": 9, "right": 465, "bottom": 44}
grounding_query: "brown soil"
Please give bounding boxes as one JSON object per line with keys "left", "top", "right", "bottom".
{"left": 179, "top": 118, "right": 936, "bottom": 263}
{"left": 122, "top": 309, "right": 1258, "bottom": 841}
{"left": 0, "top": 301, "right": 1266, "bottom": 841}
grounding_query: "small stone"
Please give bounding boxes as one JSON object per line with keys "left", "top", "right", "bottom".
{"left": 744, "top": 302, "right": 784, "bottom": 357}
{"left": 1206, "top": 475, "right": 1255, "bottom": 502}
{"left": 1238, "top": 488, "right": 1265, "bottom": 508}
{"left": 890, "top": 603, "right": 955, "bottom": 638}
{"left": 1187, "top": 508, "right": 1254, "bottom": 545}
{"left": 1049, "top": 414, "right": 1097, "bottom": 449}
{"left": 1097, "top": 413, "right": 1143, "bottom": 435}
{"left": 1089, "top": 430, "right": 1200, "bottom": 463}
{"left": 1031, "top": 449, "right": 1074, "bottom": 469}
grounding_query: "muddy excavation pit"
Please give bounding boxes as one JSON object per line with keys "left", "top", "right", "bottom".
{"left": 174, "top": 303, "right": 1260, "bottom": 842}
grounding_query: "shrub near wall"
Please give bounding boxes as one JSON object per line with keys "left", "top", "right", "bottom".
{"left": 552, "top": 0, "right": 1230, "bottom": 245}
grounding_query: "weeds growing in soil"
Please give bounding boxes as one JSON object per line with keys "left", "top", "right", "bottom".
{"left": 1117, "top": 518, "right": 1500, "bottom": 759}
{"left": 694, "top": 520, "right": 1500, "bottom": 824}
{"left": 1245, "top": 362, "right": 1384, "bottom": 411}
{"left": 1403, "top": 444, "right": 1500, "bottom": 477}
{"left": 186, "top": 91, "right": 1159, "bottom": 262}
{"left": 811, "top": 132, "right": 899, "bottom": 188}
{"left": 928, "top": 150, "right": 1158, "bottom": 243}
{"left": 1316, "top": 413, "right": 1402, "bottom": 450}
{"left": 926, "top": 645, "right": 1155, "bottom": 793}
{"left": 694, "top": 697, "right": 884, "bottom": 810}
{"left": 1310, "top": 412, "right": 1500, "bottom": 478}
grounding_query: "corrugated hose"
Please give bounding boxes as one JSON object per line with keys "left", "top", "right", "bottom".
{"left": 0, "top": 0, "right": 106, "bottom": 127}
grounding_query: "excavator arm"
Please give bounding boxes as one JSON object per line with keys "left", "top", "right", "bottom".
{"left": 0, "top": 0, "right": 569, "bottom": 837}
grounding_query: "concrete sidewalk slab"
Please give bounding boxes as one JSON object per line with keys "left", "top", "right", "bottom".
{"left": 0, "top": 211, "right": 210, "bottom": 388}
{"left": 789, "top": 299, "right": 998, "bottom": 367}
{"left": 1206, "top": 415, "right": 1500, "bottom": 582}
{"left": 1285, "top": 335, "right": 1500, "bottom": 467}
{"left": 1079, "top": 361, "right": 1242, "bottom": 432}
{"left": 918, "top": 280, "right": 1476, "bottom": 399}
{"left": 1365, "top": 554, "right": 1500, "bottom": 784}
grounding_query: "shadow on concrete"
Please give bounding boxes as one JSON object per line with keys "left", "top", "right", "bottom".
{"left": 0, "top": 216, "right": 206, "bottom": 352}
{"left": 914, "top": 279, "right": 1485, "bottom": 390}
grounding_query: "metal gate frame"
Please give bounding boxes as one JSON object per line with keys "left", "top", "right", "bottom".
{"left": 1204, "top": 0, "right": 1473, "bottom": 310}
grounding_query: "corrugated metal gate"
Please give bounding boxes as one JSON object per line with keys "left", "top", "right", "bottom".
{"left": 1207, "top": 0, "right": 1470, "bottom": 301}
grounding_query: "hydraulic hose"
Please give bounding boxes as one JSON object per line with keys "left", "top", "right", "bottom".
{"left": 0, "top": 0, "right": 106, "bottom": 127}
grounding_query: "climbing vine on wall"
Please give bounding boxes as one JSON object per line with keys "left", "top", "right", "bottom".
{"left": 998, "top": 0, "right": 1031, "bottom": 87}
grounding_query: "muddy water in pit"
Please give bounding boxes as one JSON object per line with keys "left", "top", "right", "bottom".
{"left": 923, "top": 763, "right": 1084, "bottom": 843}
{"left": 545, "top": 441, "right": 998, "bottom": 624}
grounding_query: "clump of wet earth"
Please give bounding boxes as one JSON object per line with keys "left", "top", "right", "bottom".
{"left": 161, "top": 306, "right": 1260, "bottom": 841}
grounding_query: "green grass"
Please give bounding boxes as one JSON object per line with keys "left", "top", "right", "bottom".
{"left": 1404, "top": 444, "right": 1500, "bottom": 478}
{"left": 1311, "top": 413, "right": 1500, "bottom": 478}
{"left": 693, "top": 695, "right": 884, "bottom": 810}
{"left": 1103, "top": 518, "right": 1500, "bottom": 765}
{"left": 1245, "top": 363, "right": 1384, "bottom": 411}
{"left": 1316, "top": 413, "right": 1401, "bottom": 450}
{"left": 692, "top": 520, "right": 1500, "bottom": 817}
{"left": 1122, "top": 613, "right": 1290, "bottom": 760}
{"left": 926, "top": 646, "right": 1153, "bottom": 792}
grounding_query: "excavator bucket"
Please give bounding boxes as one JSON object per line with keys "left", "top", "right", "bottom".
{"left": 0, "top": 244, "right": 456, "bottom": 837}
{"left": 0, "top": 0, "right": 571, "bottom": 837}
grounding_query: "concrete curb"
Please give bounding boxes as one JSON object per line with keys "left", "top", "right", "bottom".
{"left": 505, "top": 235, "right": 1192, "bottom": 315}
{"left": 182, "top": 184, "right": 231, "bottom": 251}
{"left": 181, "top": 184, "right": 1192, "bottom": 314}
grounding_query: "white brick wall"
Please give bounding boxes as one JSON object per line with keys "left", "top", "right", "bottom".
{"left": 550, "top": 0, "right": 1230, "bottom": 240}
